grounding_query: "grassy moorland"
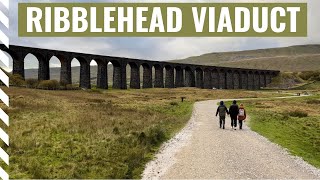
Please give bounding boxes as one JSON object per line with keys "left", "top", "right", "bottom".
{"left": 243, "top": 91, "right": 320, "bottom": 168}
{"left": 0, "top": 87, "right": 285, "bottom": 179}
{"left": 172, "top": 45, "right": 320, "bottom": 72}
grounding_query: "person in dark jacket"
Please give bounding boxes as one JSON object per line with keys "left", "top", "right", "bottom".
{"left": 229, "top": 100, "right": 239, "bottom": 130}
{"left": 216, "top": 101, "right": 229, "bottom": 129}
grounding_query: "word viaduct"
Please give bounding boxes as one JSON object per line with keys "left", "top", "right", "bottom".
{"left": 0, "top": 45, "right": 279, "bottom": 90}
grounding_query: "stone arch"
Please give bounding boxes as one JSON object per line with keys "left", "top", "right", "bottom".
{"left": 248, "top": 71, "right": 254, "bottom": 90}
{"left": 195, "top": 67, "right": 204, "bottom": 88}
{"left": 226, "top": 70, "right": 233, "bottom": 89}
{"left": 89, "top": 59, "right": 98, "bottom": 88}
{"left": 211, "top": 69, "right": 219, "bottom": 89}
{"left": 184, "top": 66, "right": 195, "bottom": 87}
{"left": 129, "top": 62, "right": 140, "bottom": 89}
{"left": 219, "top": 69, "right": 226, "bottom": 89}
{"left": 203, "top": 68, "right": 212, "bottom": 89}
{"left": 48, "top": 55, "right": 61, "bottom": 82}
{"left": 154, "top": 64, "right": 163, "bottom": 88}
{"left": 0, "top": 49, "right": 24, "bottom": 78}
{"left": 72, "top": 56, "right": 90, "bottom": 89}
{"left": 70, "top": 58, "right": 80, "bottom": 85}
{"left": 51, "top": 53, "right": 72, "bottom": 85}
{"left": 165, "top": 65, "right": 174, "bottom": 88}
{"left": 254, "top": 71, "right": 260, "bottom": 89}
{"left": 24, "top": 53, "right": 41, "bottom": 80}
{"left": 92, "top": 58, "right": 108, "bottom": 89}
{"left": 241, "top": 71, "right": 248, "bottom": 89}
{"left": 175, "top": 66, "right": 184, "bottom": 87}
{"left": 109, "top": 60, "right": 122, "bottom": 89}
{"left": 142, "top": 63, "right": 152, "bottom": 88}
{"left": 265, "top": 72, "right": 271, "bottom": 85}
{"left": 233, "top": 70, "right": 240, "bottom": 89}
{"left": 259, "top": 71, "right": 266, "bottom": 88}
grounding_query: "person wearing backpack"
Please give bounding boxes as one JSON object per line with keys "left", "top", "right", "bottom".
{"left": 216, "top": 101, "right": 229, "bottom": 129}
{"left": 238, "top": 104, "right": 247, "bottom": 130}
{"left": 229, "top": 100, "right": 239, "bottom": 130}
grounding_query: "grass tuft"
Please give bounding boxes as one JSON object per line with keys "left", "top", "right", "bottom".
{"left": 306, "top": 99, "right": 320, "bottom": 104}
{"left": 287, "top": 110, "right": 308, "bottom": 118}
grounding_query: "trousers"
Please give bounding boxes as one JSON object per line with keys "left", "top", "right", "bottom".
{"left": 231, "top": 115, "right": 237, "bottom": 127}
{"left": 219, "top": 116, "right": 225, "bottom": 129}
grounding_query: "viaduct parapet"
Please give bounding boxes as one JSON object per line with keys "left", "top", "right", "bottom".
{"left": 0, "top": 45, "right": 279, "bottom": 90}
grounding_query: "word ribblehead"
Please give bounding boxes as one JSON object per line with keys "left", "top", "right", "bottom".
{"left": 18, "top": 3, "right": 307, "bottom": 37}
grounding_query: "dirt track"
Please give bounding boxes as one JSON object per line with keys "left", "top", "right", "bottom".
{"left": 142, "top": 99, "right": 320, "bottom": 179}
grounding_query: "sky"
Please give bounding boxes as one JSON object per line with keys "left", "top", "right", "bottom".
{"left": 2, "top": 0, "right": 320, "bottom": 69}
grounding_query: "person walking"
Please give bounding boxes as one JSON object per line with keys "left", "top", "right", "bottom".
{"left": 229, "top": 100, "right": 239, "bottom": 130}
{"left": 216, "top": 101, "right": 229, "bottom": 129}
{"left": 238, "top": 104, "right": 247, "bottom": 130}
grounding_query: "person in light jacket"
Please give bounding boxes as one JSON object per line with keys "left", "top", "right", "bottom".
{"left": 238, "top": 104, "right": 247, "bottom": 130}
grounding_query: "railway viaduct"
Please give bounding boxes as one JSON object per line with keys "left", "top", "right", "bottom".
{"left": 0, "top": 45, "right": 279, "bottom": 90}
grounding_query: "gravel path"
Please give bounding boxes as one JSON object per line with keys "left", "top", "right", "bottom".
{"left": 142, "top": 99, "right": 320, "bottom": 179}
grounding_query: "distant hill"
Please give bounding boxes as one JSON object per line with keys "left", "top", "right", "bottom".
{"left": 171, "top": 45, "right": 320, "bottom": 72}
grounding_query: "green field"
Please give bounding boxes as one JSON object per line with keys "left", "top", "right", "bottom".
{"left": 244, "top": 94, "right": 320, "bottom": 168}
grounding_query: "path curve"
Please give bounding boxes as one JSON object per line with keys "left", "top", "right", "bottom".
{"left": 142, "top": 97, "right": 320, "bottom": 179}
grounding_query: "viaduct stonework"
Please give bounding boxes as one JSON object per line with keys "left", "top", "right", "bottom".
{"left": 0, "top": 45, "right": 279, "bottom": 90}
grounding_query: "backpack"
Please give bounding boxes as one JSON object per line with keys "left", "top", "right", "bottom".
{"left": 239, "top": 109, "right": 245, "bottom": 116}
{"left": 218, "top": 106, "right": 227, "bottom": 117}
{"left": 238, "top": 108, "right": 246, "bottom": 120}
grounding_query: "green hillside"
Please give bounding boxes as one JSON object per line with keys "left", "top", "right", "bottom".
{"left": 171, "top": 45, "right": 320, "bottom": 72}
{"left": 219, "top": 54, "right": 320, "bottom": 72}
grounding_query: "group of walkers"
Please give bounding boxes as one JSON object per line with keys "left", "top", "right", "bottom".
{"left": 215, "top": 100, "right": 246, "bottom": 130}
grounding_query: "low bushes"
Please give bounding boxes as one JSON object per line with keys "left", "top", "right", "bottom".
{"left": 62, "top": 84, "right": 80, "bottom": 90}
{"left": 169, "top": 101, "right": 178, "bottom": 106}
{"left": 299, "top": 71, "right": 320, "bottom": 81}
{"left": 37, "top": 80, "right": 60, "bottom": 90}
{"left": 268, "top": 72, "right": 304, "bottom": 89}
{"left": 26, "top": 79, "right": 39, "bottom": 88}
{"left": 10, "top": 74, "right": 26, "bottom": 86}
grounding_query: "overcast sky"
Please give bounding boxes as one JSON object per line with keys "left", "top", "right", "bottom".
{"left": 2, "top": 0, "right": 319, "bottom": 69}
